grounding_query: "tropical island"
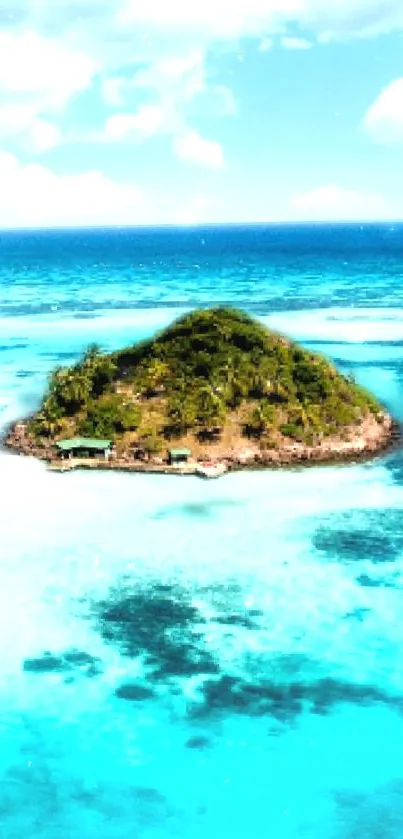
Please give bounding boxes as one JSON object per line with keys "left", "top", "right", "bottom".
{"left": 5, "top": 307, "right": 395, "bottom": 475}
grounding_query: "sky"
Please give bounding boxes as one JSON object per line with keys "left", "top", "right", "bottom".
{"left": 0, "top": 0, "right": 402, "bottom": 227}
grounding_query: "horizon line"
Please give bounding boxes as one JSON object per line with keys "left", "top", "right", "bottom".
{"left": 0, "top": 219, "right": 401, "bottom": 234}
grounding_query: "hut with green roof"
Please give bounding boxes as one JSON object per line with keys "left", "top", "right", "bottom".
{"left": 56, "top": 438, "right": 112, "bottom": 460}
{"left": 167, "top": 447, "right": 192, "bottom": 465}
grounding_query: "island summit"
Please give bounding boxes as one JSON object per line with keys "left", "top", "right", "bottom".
{"left": 5, "top": 307, "right": 395, "bottom": 474}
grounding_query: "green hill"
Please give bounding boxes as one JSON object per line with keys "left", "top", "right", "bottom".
{"left": 19, "top": 306, "right": 388, "bottom": 463}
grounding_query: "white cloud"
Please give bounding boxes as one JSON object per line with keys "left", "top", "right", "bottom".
{"left": 0, "top": 0, "right": 402, "bottom": 222}
{"left": 97, "top": 52, "right": 206, "bottom": 144}
{"left": 364, "top": 78, "right": 403, "bottom": 144}
{"left": 101, "top": 77, "right": 125, "bottom": 107}
{"left": 0, "top": 30, "right": 97, "bottom": 153}
{"left": 0, "top": 150, "right": 147, "bottom": 228}
{"left": 0, "top": 152, "right": 392, "bottom": 227}
{"left": 1, "top": 0, "right": 401, "bottom": 163}
{"left": 0, "top": 30, "right": 97, "bottom": 104}
{"left": 173, "top": 130, "right": 224, "bottom": 168}
{"left": 0, "top": 103, "right": 61, "bottom": 152}
{"left": 280, "top": 36, "right": 312, "bottom": 49}
{"left": 133, "top": 51, "right": 206, "bottom": 100}
{"left": 26, "top": 119, "right": 62, "bottom": 153}
{"left": 0, "top": 103, "right": 35, "bottom": 138}
{"left": 103, "top": 105, "right": 172, "bottom": 142}
{"left": 292, "top": 185, "right": 389, "bottom": 221}
{"left": 5, "top": 1, "right": 403, "bottom": 51}
{"left": 97, "top": 49, "right": 232, "bottom": 163}
{"left": 258, "top": 37, "right": 273, "bottom": 52}
{"left": 4, "top": 1, "right": 402, "bottom": 139}
{"left": 175, "top": 193, "right": 213, "bottom": 225}
{"left": 298, "top": 0, "right": 403, "bottom": 41}
{"left": 4, "top": 0, "right": 402, "bottom": 42}
{"left": 0, "top": 146, "right": 220, "bottom": 228}
{"left": 117, "top": 0, "right": 403, "bottom": 41}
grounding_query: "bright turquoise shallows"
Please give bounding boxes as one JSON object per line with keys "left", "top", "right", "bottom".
{"left": 1, "top": 223, "right": 403, "bottom": 838}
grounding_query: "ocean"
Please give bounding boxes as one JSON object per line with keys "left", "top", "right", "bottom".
{"left": 1, "top": 223, "right": 403, "bottom": 838}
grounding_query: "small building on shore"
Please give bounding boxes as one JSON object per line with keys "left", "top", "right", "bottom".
{"left": 167, "top": 447, "right": 192, "bottom": 466}
{"left": 56, "top": 438, "right": 112, "bottom": 460}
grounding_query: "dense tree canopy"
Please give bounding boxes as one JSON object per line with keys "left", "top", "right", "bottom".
{"left": 28, "top": 307, "right": 382, "bottom": 448}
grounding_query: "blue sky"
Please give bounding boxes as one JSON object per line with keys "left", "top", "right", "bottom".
{"left": 0, "top": 1, "right": 403, "bottom": 227}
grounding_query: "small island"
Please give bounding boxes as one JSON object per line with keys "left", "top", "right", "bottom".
{"left": 5, "top": 307, "right": 395, "bottom": 475}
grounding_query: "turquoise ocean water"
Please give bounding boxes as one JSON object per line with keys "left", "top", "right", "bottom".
{"left": 2, "top": 223, "right": 403, "bottom": 837}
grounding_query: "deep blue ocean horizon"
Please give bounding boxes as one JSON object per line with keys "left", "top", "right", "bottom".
{"left": 2, "top": 222, "right": 403, "bottom": 837}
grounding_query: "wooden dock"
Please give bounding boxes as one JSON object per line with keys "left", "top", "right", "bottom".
{"left": 47, "top": 457, "right": 207, "bottom": 477}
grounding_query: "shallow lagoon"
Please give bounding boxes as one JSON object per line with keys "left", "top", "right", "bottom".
{"left": 2, "top": 225, "right": 403, "bottom": 837}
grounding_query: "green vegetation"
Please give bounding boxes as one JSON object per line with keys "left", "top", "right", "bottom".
{"left": 27, "top": 307, "right": 383, "bottom": 450}
{"left": 79, "top": 396, "right": 140, "bottom": 439}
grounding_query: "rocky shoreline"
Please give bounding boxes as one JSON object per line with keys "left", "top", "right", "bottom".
{"left": 3, "top": 411, "right": 399, "bottom": 476}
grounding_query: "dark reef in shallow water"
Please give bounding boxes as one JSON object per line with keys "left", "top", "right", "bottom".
{"left": 115, "top": 683, "right": 155, "bottom": 701}
{"left": 130, "top": 787, "right": 174, "bottom": 825}
{"left": 97, "top": 583, "right": 219, "bottom": 680}
{"left": 185, "top": 735, "right": 212, "bottom": 750}
{"left": 313, "top": 508, "right": 403, "bottom": 563}
{"left": 357, "top": 573, "right": 399, "bottom": 589}
{"left": 191, "top": 675, "right": 403, "bottom": 722}
{"left": 23, "top": 649, "right": 102, "bottom": 678}
{"left": 344, "top": 607, "right": 371, "bottom": 622}
{"left": 214, "top": 612, "right": 263, "bottom": 630}
{"left": 94, "top": 583, "right": 403, "bottom": 727}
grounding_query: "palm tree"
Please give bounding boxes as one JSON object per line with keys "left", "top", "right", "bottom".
{"left": 196, "top": 387, "right": 225, "bottom": 433}
{"left": 167, "top": 393, "right": 196, "bottom": 435}
{"left": 35, "top": 396, "right": 65, "bottom": 437}
{"left": 51, "top": 369, "right": 90, "bottom": 414}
